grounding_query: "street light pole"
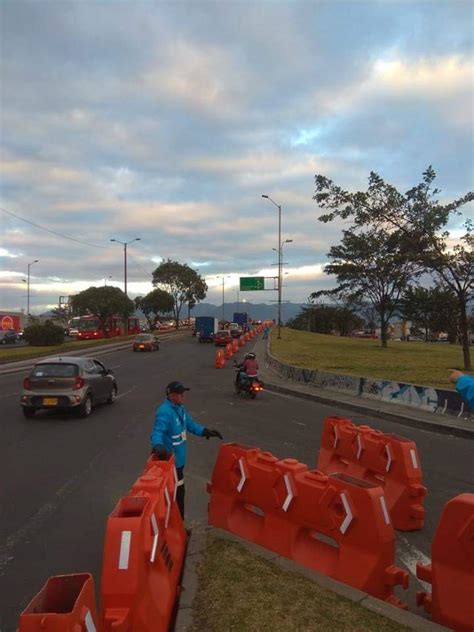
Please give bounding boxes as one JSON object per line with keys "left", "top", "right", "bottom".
{"left": 110, "top": 237, "right": 141, "bottom": 334}
{"left": 216, "top": 275, "right": 230, "bottom": 322}
{"left": 27, "top": 259, "right": 39, "bottom": 320}
{"left": 104, "top": 275, "right": 112, "bottom": 286}
{"left": 262, "top": 194, "right": 283, "bottom": 339}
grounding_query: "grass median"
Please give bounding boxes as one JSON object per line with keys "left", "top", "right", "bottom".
{"left": 0, "top": 329, "right": 187, "bottom": 365}
{"left": 269, "top": 328, "right": 472, "bottom": 390}
{"left": 190, "top": 536, "right": 409, "bottom": 632}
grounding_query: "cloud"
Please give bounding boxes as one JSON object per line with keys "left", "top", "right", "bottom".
{"left": 0, "top": 0, "right": 472, "bottom": 313}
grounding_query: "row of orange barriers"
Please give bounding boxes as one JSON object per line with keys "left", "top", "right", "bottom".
{"left": 215, "top": 322, "right": 272, "bottom": 369}
{"left": 317, "top": 416, "right": 427, "bottom": 531}
{"left": 18, "top": 456, "right": 186, "bottom": 632}
{"left": 207, "top": 424, "right": 473, "bottom": 628}
{"left": 207, "top": 443, "right": 409, "bottom": 607}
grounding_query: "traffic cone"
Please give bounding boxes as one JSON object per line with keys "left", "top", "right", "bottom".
{"left": 232, "top": 339, "right": 239, "bottom": 352}
{"left": 224, "top": 343, "right": 233, "bottom": 359}
{"left": 215, "top": 349, "right": 225, "bottom": 368}
{"left": 238, "top": 336, "right": 245, "bottom": 347}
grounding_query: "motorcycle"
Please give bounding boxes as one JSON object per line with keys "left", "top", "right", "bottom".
{"left": 234, "top": 365, "right": 264, "bottom": 399}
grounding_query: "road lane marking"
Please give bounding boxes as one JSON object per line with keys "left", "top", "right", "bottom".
{"left": 116, "top": 386, "right": 137, "bottom": 400}
{"left": 397, "top": 533, "right": 432, "bottom": 591}
{"left": 292, "top": 420, "right": 305, "bottom": 427}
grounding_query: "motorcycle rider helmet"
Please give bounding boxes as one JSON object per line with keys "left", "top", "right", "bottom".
{"left": 245, "top": 352, "right": 256, "bottom": 359}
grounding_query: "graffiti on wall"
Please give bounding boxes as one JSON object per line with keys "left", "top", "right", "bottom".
{"left": 265, "top": 346, "right": 467, "bottom": 417}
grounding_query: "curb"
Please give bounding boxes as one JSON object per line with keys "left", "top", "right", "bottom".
{"left": 174, "top": 523, "right": 449, "bottom": 632}
{"left": 264, "top": 380, "right": 474, "bottom": 440}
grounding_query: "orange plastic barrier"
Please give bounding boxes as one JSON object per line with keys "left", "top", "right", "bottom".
{"left": 416, "top": 493, "right": 474, "bottom": 631}
{"left": 232, "top": 339, "right": 239, "bottom": 352}
{"left": 317, "top": 416, "right": 426, "bottom": 531}
{"left": 238, "top": 336, "right": 245, "bottom": 347}
{"left": 215, "top": 349, "right": 225, "bottom": 368}
{"left": 224, "top": 343, "right": 233, "bottom": 359}
{"left": 208, "top": 443, "right": 408, "bottom": 606}
{"left": 101, "top": 458, "right": 186, "bottom": 632}
{"left": 18, "top": 573, "right": 101, "bottom": 632}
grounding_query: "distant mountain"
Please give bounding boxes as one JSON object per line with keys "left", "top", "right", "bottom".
{"left": 188, "top": 302, "right": 306, "bottom": 322}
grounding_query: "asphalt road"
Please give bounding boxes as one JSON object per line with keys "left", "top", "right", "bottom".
{"left": 0, "top": 335, "right": 472, "bottom": 630}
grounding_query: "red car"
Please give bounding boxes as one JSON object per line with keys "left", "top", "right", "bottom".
{"left": 214, "top": 330, "right": 232, "bottom": 346}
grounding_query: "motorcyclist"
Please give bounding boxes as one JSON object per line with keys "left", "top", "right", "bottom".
{"left": 236, "top": 352, "right": 259, "bottom": 386}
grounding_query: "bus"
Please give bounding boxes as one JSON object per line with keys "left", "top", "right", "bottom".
{"left": 70, "top": 315, "right": 140, "bottom": 340}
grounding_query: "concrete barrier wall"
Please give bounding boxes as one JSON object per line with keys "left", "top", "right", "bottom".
{"left": 265, "top": 345, "right": 469, "bottom": 418}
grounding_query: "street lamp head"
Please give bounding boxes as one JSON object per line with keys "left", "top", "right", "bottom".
{"left": 134, "top": 237, "right": 141, "bottom": 242}
{"left": 261, "top": 194, "right": 269, "bottom": 199}
{"left": 285, "top": 239, "right": 293, "bottom": 244}
{"left": 34, "top": 259, "right": 39, "bottom": 263}
{"left": 272, "top": 248, "right": 277, "bottom": 252}
{"left": 110, "top": 238, "right": 116, "bottom": 242}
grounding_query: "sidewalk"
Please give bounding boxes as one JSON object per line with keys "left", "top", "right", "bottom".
{"left": 251, "top": 336, "right": 474, "bottom": 439}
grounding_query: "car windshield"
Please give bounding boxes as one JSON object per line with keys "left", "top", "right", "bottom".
{"left": 77, "top": 319, "right": 99, "bottom": 331}
{"left": 31, "top": 363, "right": 79, "bottom": 378}
{"left": 217, "top": 331, "right": 230, "bottom": 336}
{"left": 135, "top": 334, "right": 152, "bottom": 341}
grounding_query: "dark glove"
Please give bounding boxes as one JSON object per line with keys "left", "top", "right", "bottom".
{"left": 203, "top": 428, "right": 223, "bottom": 440}
{"left": 152, "top": 444, "right": 170, "bottom": 460}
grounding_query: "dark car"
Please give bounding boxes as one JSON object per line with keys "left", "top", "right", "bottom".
{"left": 0, "top": 330, "right": 17, "bottom": 344}
{"left": 21, "top": 356, "right": 117, "bottom": 418}
{"left": 132, "top": 333, "right": 160, "bottom": 352}
{"left": 214, "top": 330, "right": 232, "bottom": 346}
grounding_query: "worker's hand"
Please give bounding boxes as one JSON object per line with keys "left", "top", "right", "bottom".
{"left": 203, "top": 428, "right": 223, "bottom": 440}
{"left": 152, "top": 444, "right": 170, "bottom": 460}
{"left": 449, "top": 369, "right": 464, "bottom": 384}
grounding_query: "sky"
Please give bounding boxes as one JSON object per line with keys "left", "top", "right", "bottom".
{"left": 1, "top": 0, "right": 473, "bottom": 314}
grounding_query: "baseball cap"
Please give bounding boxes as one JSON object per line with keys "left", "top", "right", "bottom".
{"left": 166, "top": 381, "right": 190, "bottom": 395}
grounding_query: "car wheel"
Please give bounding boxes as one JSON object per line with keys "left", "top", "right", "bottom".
{"left": 107, "top": 385, "right": 117, "bottom": 405}
{"left": 22, "top": 407, "right": 35, "bottom": 418}
{"left": 78, "top": 394, "right": 93, "bottom": 418}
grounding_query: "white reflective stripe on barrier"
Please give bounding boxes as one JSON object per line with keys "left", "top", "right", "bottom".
{"left": 173, "top": 467, "right": 179, "bottom": 502}
{"left": 385, "top": 444, "right": 392, "bottom": 472}
{"left": 333, "top": 424, "right": 339, "bottom": 448}
{"left": 282, "top": 474, "right": 294, "bottom": 512}
{"left": 150, "top": 513, "right": 159, "bottom": 563}
{"left": 84, "top": 610, "right": 97, "bottom": 632}
{"left": 176, "top": 479, "right": 185, "bottom": 487}
{"left": 339, "top": 492, "right": 353, "bottom": 534}
{"left": 237, "top": 458, "right": 247, "bottom": 493}
{"left": 410, "top": 449, "right": 418, "bottom": 469}
{"left": 164, "top": 487, "right": 171, "bottom": 528}
{"left": 356, "top": 434, "right": 363, "bottom": 460}
{"left": 380, "top": 496, "right": 391, "bottom": 525}
{"left": 118, "top": 530, "right": 132, "bottom": 570}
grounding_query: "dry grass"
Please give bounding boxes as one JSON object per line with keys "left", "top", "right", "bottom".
{"left": 269, "top": 328, "right": 472, "bottom": 390}
{"left": 190, "top": 536, "right": 409, "bottom": 632}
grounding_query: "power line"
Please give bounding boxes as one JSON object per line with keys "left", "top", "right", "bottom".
{"left": 0, "top": 206, "right": 109, "bottom": 248}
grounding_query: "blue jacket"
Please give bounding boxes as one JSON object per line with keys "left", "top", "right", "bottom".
{"left": 150, "top": 399, "right": 205, "bottom": 468}
{"left": 456, "top": 374, "right": 474, "bottom": 410}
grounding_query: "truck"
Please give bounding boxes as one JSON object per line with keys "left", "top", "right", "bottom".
{"left": 195, "top": 316, "right": 219, "bottom": 343}
{"left": 233, "top": 312, "right": 249, "bottom": 327}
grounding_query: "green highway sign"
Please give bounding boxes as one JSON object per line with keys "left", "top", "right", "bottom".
{"left": 240, "top": 276, "right": 265, "bottom": 291}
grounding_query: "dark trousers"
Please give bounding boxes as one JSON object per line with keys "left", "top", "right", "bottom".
{"left": 176, "top": 466, "right": 185, "bottom": 519}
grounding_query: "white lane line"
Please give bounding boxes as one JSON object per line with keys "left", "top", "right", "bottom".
{"left": 0, "top": 392, "right": 19, "bottom": 400}
{"left": 292, "top": 420, "right": 306, "bottom": 427}
{"left": 397, "top": 533, "right": 432, "bottom": 590}
{"left": 264, "top": 390, "right": 296, "bottom": 401}
{"left": 115, "top": 386, "right": 137, "bottom": 400}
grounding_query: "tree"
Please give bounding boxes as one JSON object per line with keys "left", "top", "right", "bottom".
{"left": 50, "top": 305, "right": 71, "bottom": 325}
{"left": 312, "top": 227, "right": 418, "bottom": 347}
{"left": 135, "top": 289, "right": 174, "bottom": 331}
{"left": 398, "top": 286, "right": 434, "bottom": 341}
{"left": 152, "top": 259, "right": 207, "bottom": 328}
{"left": 314, "top": 167, "right": 473, "bottom": 367}
{"left": 70, "top": 286, "right": 134, "bottom": 337}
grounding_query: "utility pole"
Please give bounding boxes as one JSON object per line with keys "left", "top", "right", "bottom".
{"left": 110, "top": 237, "right": 141, "bottom": 335}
